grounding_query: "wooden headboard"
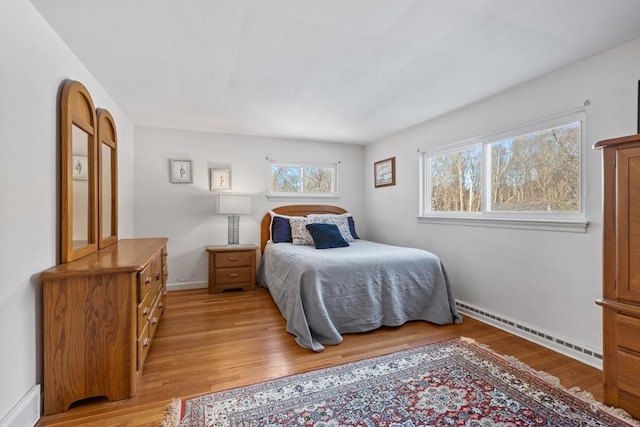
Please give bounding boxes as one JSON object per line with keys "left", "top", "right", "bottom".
{"left": 260, "top": 205, "right": 348, "bottom": 253}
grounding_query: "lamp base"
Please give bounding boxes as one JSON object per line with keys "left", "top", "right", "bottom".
{"left": 227, "top": 215, "right": 240, "bottom": 245}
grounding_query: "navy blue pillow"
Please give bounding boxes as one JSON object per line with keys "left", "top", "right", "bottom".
{"left": 305, "top": 223, "right": 350, "bottom": 249}
{"left": 272, "top": 216, "right": 292, "bottom": 243}
{"left": 347, "top": 216, "right": 360, "bottom": 239}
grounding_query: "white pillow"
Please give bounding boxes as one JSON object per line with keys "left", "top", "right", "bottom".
{"left": 289, "top": 217, "right": 314, "bottom": 245}
{"left": 307, "top": 213, "right": 354, "bottom": 242}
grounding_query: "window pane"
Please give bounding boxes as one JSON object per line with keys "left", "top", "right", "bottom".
{"left": 271, "top": 165, "right": 301, "bottom": 192}
{"left": 304, "top": 166, "right": 334, "bottom": 193}
{"left": 489, "top": 122, "right": 580, "bottom": 212}
{"left": 430, "top": 146, "right": 482, "bottom": 212}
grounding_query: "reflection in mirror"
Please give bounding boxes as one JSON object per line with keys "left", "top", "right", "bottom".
{"left": 97, "top": 108, "right": 118, "bottom": 249}
{"left": 61, "top": 80, "right": 98, "bottom": 263}
{"left": 72, "top": 125, "right": 90, "bottom": 247}
{"left": 101, "top": 144, "right": 112, "bottom": 238}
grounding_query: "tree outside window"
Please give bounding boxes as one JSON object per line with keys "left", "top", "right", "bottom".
{"left": 423, "top": 114, "right": 583, "bottom": 219}
{"left": 269, "top": 161, "right": 337, "bottom": 197}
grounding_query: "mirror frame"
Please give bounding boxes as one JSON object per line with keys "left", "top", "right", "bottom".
{"left": 97, "top": 109, "right": 118, "bottom": 249}
{"left": 61, "top": 80, "right": 98, "bottom": 263}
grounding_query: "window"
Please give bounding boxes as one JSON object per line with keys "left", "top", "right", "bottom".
{"left": 420, "top": 112, "right": 587, "bottom": 231}
{"left": 268, "top": 160, "right": 338, "bottom": 199}
{"left": 429, "top": 145, "right": 482, "bottom": 212}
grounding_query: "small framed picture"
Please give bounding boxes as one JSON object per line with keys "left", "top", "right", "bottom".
{"left": 72, "top": 154, "right": 88, "bottom": 181}
{"left": 374, "top": 157, "right": 395, "bottom": 188}
{"left": 170, "top": 159, "right": 193, "bottom": 183}
{"left": 210, "top": 168, "right": 232, "bottom": 191}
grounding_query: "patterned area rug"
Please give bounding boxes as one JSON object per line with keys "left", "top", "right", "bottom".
{"left": 162, "top": 338, "right": 639, "bottom": 427}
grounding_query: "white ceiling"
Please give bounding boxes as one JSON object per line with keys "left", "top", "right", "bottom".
{"left": 31, "top": 0, "right": 640, "bottom": 144}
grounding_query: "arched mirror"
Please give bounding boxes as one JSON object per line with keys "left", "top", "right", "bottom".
{"left": 61, "top": 80, "right": 98, "bottom": 263}
{"left": 97, "top": 109, "right": 118, "bottom": 248}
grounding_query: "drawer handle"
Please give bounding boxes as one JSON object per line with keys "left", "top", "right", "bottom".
{"left": 159, "top": 302, "right": 164, "bottom": 309}
{"left": 142, "top": 307, "right": 149, "bottom": 316}
{"left": 228, "top": 257, "right": 239, "bottom": 261}
{"left": 152, "top": 317, "right": 158, "bottom": 325}
{"left": 145, "top": 277, "right": 151, "bottom": 284}
{"left": 143, "top": 338, "right": 149, "bottom": 348}
{"left": 156, "top": 272, "right": 161, "bottom": 281}
{"left": 229, "top": 273, "right": 239, "bottom": 278}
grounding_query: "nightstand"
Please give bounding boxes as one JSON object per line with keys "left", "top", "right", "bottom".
{"left": 205, "top": 244, "right": 257, "bottom": 294}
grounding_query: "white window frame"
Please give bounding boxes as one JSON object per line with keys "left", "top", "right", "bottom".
{"left": 418, "top": 111, "right": 588, "bottom": 232}
{"left": 267, "top": 159, "right": 339, "bottom": 201}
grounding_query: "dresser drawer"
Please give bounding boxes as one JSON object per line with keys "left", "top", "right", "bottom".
{"left": 137, "top": 292, "right": 151, "bottom": 335}
{"left": 151, "top": 262, "right": 163, "bottom": 296}
{"left": 148, "top": 298, "right": 161, "bottom": 340}
{"left": 215, "top": 266, "right": 251, "bottom": 284}
{"left": 616, "top": 312, "right": 640, "bottom": 398}
{"left": 617, "top": 313, "right": 640, "bottom": 353}
{"left": 157, "top": 289, "right": 166, "bottom": 316}
{"left": 162, "top": 257, "right": 168, "bottom": 283}
{"left": 214, "top": 251, "right": 251, "bottom": 268}
{"left": 137, "top": 320, "right": 150, "bottom": 371}
{"left": 617, "top": 349, "right": 640, "bottom": 397}
{"left": 138, "top": 255, "right": 157, "bottom": 298}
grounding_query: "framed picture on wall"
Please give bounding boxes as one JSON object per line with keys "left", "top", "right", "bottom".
{"left": 210, "top": 168, "right": 232, "bottom": 191}
{"left": 72, "top": 154, "right": 88, "bottom": 181}
{"left": 374, "top": 157, "right": 395, "bottom": 188}
{"left": 170, "top": 159, "right": 193, "bottom": 183}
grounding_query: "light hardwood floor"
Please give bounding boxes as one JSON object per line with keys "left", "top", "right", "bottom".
{"left": 37, "top": 287, "right": 605, "bottom": 426}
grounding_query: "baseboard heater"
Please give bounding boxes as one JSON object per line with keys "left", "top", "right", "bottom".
{"left": 456, "top": 301, "right": 602, "bottom": 368}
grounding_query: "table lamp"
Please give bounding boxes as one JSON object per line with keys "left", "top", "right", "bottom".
{"left": 217, "top": 194, "right": 252, "bottom": 245}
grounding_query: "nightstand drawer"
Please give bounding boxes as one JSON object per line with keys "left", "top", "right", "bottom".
{"left": 215, "top": 266, "right": 251, "bottom": 284}
{"left": 214, "top": 251, "right": 251, "bottom": 268}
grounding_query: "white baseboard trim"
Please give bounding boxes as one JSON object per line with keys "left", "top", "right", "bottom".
{"left": 456, "top": 302, "right": 602, "bottom": 369}
{"left": 167, "top": 281, "right": 207, "bottom": 291}
{"left": 0, "top": 384, "right": 40, "bottom": 427}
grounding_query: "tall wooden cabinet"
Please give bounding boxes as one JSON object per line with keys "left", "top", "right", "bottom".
{"left": 594, "top": 134, "right": 640, "bottom": 419}
{"left": 40, "top": 238, "right": 168, "bottom": 415}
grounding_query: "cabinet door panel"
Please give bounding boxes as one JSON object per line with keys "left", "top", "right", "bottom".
{"left": 616, "top": 147, "right": 640, "bottom": 302}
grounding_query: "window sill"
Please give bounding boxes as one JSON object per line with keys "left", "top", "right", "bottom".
{"left": 417, "top": 215, "right": 588, "bottom": 233}
{"left": 266, "top": 194, "right": 340, "bottom": 202}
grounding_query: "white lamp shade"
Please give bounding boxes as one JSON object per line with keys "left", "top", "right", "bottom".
{"left": 217, "top": 194, "right": 252, "bottom": 214}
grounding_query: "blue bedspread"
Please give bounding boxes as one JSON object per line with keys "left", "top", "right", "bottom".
{"left": 257, "top": 240, "right": 462, "bottom": 351}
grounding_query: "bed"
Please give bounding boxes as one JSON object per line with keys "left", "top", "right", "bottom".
{"left": 257, "top": 205, "right": 462, "bottom": 351}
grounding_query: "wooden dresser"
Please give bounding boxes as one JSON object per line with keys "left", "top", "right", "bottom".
{"left": 40, "top": 238, "right": 168, "bottom": 415}
{"left": 594, "top": 134, "right": 640, "bottom": 419}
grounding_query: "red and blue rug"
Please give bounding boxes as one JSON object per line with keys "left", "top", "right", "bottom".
{"left": 163, "top": 337, "right": 638, "bottom": 427}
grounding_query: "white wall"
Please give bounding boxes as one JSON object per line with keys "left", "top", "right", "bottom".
{"left": 133, "top": 126, "right": 365, "bottom": 289}
{"left": 0, "top": 0, "right": 134, "bottom": 421}
{"left": 365, "top": 40, "right": 640, "bottom": 362}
